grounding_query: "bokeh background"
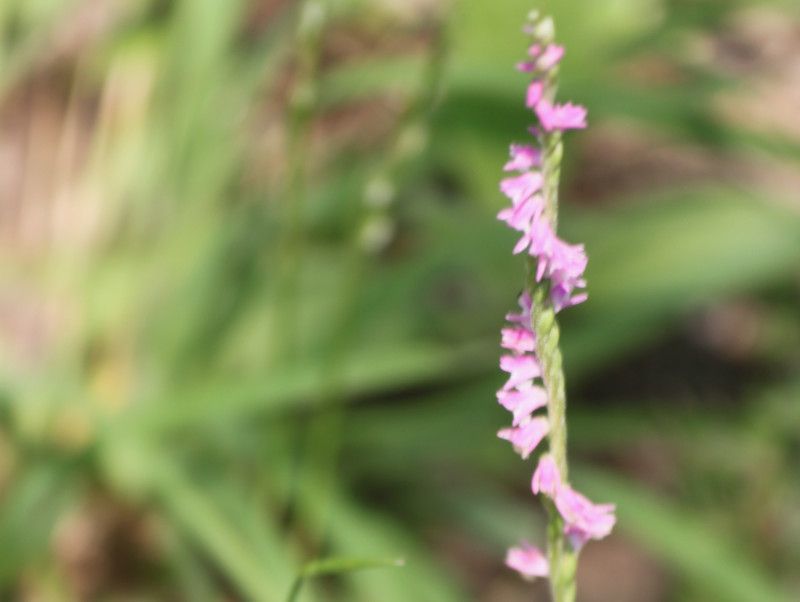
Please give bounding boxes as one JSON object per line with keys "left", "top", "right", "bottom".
{"left": 1, "top": 0, "right": 799, "bottom": 600}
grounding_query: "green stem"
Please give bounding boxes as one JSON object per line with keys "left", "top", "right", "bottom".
{"left": 531, "top": 282, "right": 577, "bottom": 602}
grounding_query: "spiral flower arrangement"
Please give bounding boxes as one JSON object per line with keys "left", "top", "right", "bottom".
{"left": 496, "top": 12, "right": 616, "bottom": 601}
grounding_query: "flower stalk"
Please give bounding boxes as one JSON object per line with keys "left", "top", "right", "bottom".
{"left": 532, "top": 284, "right": 577, "bottom": 601}
{"left": 496, "top": 12, "right": 615, "bottom": 602}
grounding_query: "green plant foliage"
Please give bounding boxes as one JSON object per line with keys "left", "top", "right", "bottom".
{"left": 0, "top": 0, "right": 798, "bottom": 600}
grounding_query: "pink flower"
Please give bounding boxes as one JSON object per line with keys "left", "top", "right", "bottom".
{"left": 512, "top": 220, "right": 550, "bottom": 255}
{"left": 516, "top": 61, "right": 535, "bottom": 73}
{"left": 526, "top": 81, "right": 544, "bottom": 108}
{"left": 550, "top": 284, "right": 588, "bottom": 312}
{"left": 497, "top": 194, "right": 544, "bottom": 234}
{"left": 497, "top": 385, "right": 547, "bottom": 426}
{"left": 526, "top": 227, "right": 587, "bottom": 288}
{"left": 501, "top": 327, "right": 536, "bottom": 353}
{"left": 500, "top": 172, "right": 543, "bottom": 204}
{"left": 503, "top": 144, "right": 541, "bottom": 172}
{"left": 535, "top": 99, "right": 587, "bottom": 131}
{"left": 498, "top": 416, "right": 550, "bottom": 459}
{"left": 548, "top": 239, "right": 588, "bottom": 280}
{"left": 530, "top": 454, "right": 617, "bottom": 549}
{"left": 527, "top": 44, "right": 542, "bottom": 58}
{"left": 531, "top": 454, "right": 561, "bottom": 497}
{"left": 500, "top": 354, "right": 541, "bottom": 390}
{"left": 554, "top": 486, "right": 616, "bottom": 549}
{"left": 505, "top": 543, "right": 549, "bottom": 580}
{"left": 517, "top": 212, "right": 556, "bottom": 259}
{"left": 538, "top": 44, "right": 564, "bottom": 70}
{"left": 505, "top": 291, "right": 532, "bottom": 326}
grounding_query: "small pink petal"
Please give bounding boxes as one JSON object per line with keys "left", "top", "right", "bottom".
{"left": 505, "top": 543, "right": 549, "bottom": 580}
{"left": 505, "top": 291, "right": 533, "bottom": 326}
{"left": 500, "top": 327, "right": 536, "bottom": 353}
{"left": 503, "top": 144, "right": 541, "bottom": 172}
{"left": 535, "top": 99, "right": 587, "bottom": 132}
{"left": 498, "top": 416, "right": 549, "bottom": 459}
{"left": 512, "top": 230, "right": 533, "bottom": 255}
{"left": 538, "top": 44, "right": 564, "bottom": 70}
{"left": 526, "top": 81, "right": 544, "bottom": 109}
{"left": 554, "top": 485, "right": 616, "bottom": 549}
{"left": 531, "top": 454, "right": 561, "bottom": 497}
{"left": 527, "top": 44, "right": 542, "bottom": 58}
{"left": 498, "top": 194, "right": 544, "bottom": 233}
{"left": 500, "top": 172, "right": 543, "bottom": 204}
{"left": 499, "top": 354, "right": 541, "bottom": 390}
{"left": 497, "top": 385, "right": 547, "bottom": 426}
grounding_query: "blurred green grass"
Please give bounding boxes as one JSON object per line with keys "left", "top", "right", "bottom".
{"left": 0, "top": 0, "right": 799, "bottom": 600}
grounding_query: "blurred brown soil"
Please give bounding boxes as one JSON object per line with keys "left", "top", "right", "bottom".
{"left": 569, "top": 6, "right": 800, "bottom": 213}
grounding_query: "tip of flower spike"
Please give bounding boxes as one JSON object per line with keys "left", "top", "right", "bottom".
{"left": 534, "top": 16, "right": 555, "bottom": 41}
{"left": 522, "top": 10, "right": 540, "bottom": 35}
{"left": 506, "top": 543, "right": 548, "bottom": 580}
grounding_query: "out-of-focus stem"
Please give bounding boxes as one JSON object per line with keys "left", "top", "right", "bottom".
{"left": 274, "top": 0, "right": 326, "bottom": 364}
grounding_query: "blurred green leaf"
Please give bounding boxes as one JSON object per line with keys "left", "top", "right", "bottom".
{"left": 286, "top": 556, "right": 404, "bottom": 602}
{"left": 578, "top": 470, "right": 795, "bottom": 602}
{"left": 151, "top": 457, "right": 293, "bottom": 602}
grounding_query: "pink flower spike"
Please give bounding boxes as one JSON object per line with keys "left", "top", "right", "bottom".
{"left": 505, "top": 543, "right": 549, "bottom": 580}
{"left": 526, "top": 81, "right": 544, "bottom": 109}
{"left": 499, "top": 354, "right": 541, "bottom": 390}
{"left": 498, "top": 416, "right": 550, "bottom": 459}
{"left": 538, "top": 44, "right": 565, "bottom": 70}
{"left": 501, "top": 327, "right": 536, "bottom": 353}
{"left": 535, "top": 100, "right": 588, "bottom": 132}
{"left": 554, "top": 486, "right": 616, "bottom": 549}
{"left": 500, "top": 172, "right": 543, "bottom": 204}
{"left": 497, "top": 385, "right": 547, "bottom": 426}
{"left": 504, "top": 144, "right": 541, "bottom": 172}
{"left": 531, "top": 454, "right": 562, "bottom": 497}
